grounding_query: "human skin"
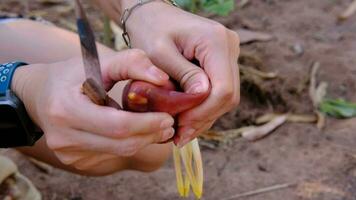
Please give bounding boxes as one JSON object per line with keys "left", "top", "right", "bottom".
{"left": 94, "top": 0, "right": 241, "bottom": 147}
{"left": 0, "top": 20, "right": 174, "bottom": 175}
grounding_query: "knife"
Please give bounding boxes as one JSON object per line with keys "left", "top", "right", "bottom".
{"left": 75, "top": 0, "right": 120, "bottom": 109}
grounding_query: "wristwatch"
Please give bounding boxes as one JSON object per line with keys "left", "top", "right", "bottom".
{"left": 0, "top": 62, "right": 42, "bottom": 148}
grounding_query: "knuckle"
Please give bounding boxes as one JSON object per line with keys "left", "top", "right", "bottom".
{"left": 46, "top": 99, "right": 67, "bottom": 124}
{"left": 229, "top": 30, "right": 240, "bottom": 45}
{"left": 46, "top": 134, "right": 64, "bottom": 150}
{"left": 230, "top": 94, "right": 241, "bottom": 109}
{"left": 108, "top": 114, "right": 131, "bottom": 138}
{"left": 148, "top": 40, "right": 167, "bottom": 56}
{"left": 216, "top": 85, "right": 234, "bottom": 101}
{"left": 210, "top": 23, "right": 228, "bottom": 36}
{"left": 125, "top": 49, "right": 147, "bottom": 60}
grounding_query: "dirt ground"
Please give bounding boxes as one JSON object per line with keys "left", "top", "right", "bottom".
{"left": 1, "top": 0, "right": 356, "bottom": 199}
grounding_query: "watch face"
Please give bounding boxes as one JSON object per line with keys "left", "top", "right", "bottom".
{"left": 0, "top": 104, "right": 28, "bottom": 147}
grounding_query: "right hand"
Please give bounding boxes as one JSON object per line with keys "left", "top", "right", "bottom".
{"left": 11, "top": 49, "right": 175, "bottom": 171}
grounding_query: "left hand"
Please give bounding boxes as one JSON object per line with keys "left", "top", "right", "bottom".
{"left": 98, "top": 0, "right": 241, "bottom": 147}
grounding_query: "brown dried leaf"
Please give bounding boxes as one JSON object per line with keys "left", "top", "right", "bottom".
{"left": 256, "top": 113, "right": 317, "bottom": 124}
{"left": 236, "top": 29, "right": 273, "bottom": 44}
{"left": 200, "top": 127, "right": 254, "bottom": 143}
{"left": 37, "top": 0, "right": 65, "bottom": 6}
{"left": 316, "top": 111, "right": 326, "bottom": 130}
{"left": 297, "top": 182, "right": 345, "bottom": 199}
{"left": 28, "top": 158, "right": 53, "bottom": 174}
{"left": 242, "top": 115, "right": 287, "bottom": 141}
{"left": 110, "top": 21, "right": 127, "bottom": 51}
{"left": 240, "top": 65, "right": 277, "bottom": 79}
{"left": 0, "top": 156, "right": 17, "bottom": 184}
{"left": 339, "top": 0, "right": 356, "bottom": 20}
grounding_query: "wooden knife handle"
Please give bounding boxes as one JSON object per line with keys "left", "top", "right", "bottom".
{"left": 82, "top": 78, "right": 122, "bottom": 110}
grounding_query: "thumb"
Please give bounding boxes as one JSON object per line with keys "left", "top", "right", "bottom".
{"left": 149, "top": 41, "right": 210, "bottom": 94}
{"left": 102, "top": 49, "right": 169, "bottom": 90}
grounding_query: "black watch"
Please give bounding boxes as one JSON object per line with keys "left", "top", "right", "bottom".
{"left": 0, "top": 62, "right": 42, "bottom": 148}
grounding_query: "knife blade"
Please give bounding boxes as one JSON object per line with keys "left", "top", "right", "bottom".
{"left": 75, "top": 0, "right": 121, "bottom": 109}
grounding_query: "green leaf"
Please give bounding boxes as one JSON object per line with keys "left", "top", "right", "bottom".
{"left": 202, "top": 0, "right": 235, "bottom": 16}
{"left": 175, "top": 0, "right": 193, "bottom": 9}
{"left": 319, "top": 98, "right": 356, "bottom": 118}
{"left": 176, "top": 0, "right": 235, "bottom": 16}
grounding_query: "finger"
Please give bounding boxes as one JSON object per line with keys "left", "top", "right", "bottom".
{"left": 54, "top": 91, "right": 174, "bottom": 139}
{"left": 102, "top": 49, "right": 169, "bottom": 89}
{"left": 179, "top": 32, "right": 239, "bottom": 127}
{"left": 175, "top": 121, "right": 215, "bottom": 147}
{"left": 54, "top": 129, "right": 174, "bottom": 157}
{"left": 147, "top": 39, "right": 210, "bottom": 94}
{"left": 174, "top": 120, "right": 215, "bottom": 147}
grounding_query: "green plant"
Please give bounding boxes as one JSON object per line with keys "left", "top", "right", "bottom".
{"left": 176, "top": 0, "right": 235, "bottom": 16}
{"left": 319, "top": 98, "right": 356, "bottom": 118}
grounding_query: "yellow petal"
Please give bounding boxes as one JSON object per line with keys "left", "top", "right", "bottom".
{"left": 173, "top": 145, "right": 185, "bottom": 197}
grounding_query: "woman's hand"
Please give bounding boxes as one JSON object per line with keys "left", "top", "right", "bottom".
{"left": 11, "top": 49, "right": 175, "bottom": 172}
{"left": 114, "top": 1, "right": 241, "bottom": 147}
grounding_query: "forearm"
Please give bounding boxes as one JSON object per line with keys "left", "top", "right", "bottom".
{"left": 0, "top": 19, "right": 113, "bottom": 64}
{"left": 93, "top": 0, "right": 136, "bottom": 24}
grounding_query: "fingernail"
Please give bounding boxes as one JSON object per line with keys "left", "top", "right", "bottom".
{"left": 148, "top": 66, "right": 169, "bottom": 80}
{"left": 178, "top": 128, "right": 195, "bottom": 147}
{"left": 160, "top": 118, "right": 174, "bottom": 129}
{"left": 187, "top": 82, "right": 205, "bottom": 94}
{"left": 162, "top": 128, "right": 175, "bottom": 141}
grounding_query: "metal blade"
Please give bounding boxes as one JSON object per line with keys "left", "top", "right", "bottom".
{"left": 75, "top": 0, "right": 106, "bottom": 99}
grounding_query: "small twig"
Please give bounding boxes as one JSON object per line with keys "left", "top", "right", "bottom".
{"left": 309, "top": 62, "right": 327, "bottom": 129}
{"left": 103, "top": 16, "right": 113, "bottom": 47}
{"left": 256, "top": 113, "right": 317, "bottom": 124}
{"left": 242, "top": 115, "right": 287, "bottom": 141}
{"left": 309, "top": 62, "right": 320, "bottom": 107}
{"left": 29, "top": 158, "right": 53, "bottom": 174}
{"left": 222, "top": 183, "right": 296, "bottom": 200}
{"left": 240, "top": 65, "right": 278, "bottom": 79}
{"left": 316, "top": 111, "right": 326, "bottom": 130}
{"left": 339, "top": 0, "right": 356, "bottom": 20}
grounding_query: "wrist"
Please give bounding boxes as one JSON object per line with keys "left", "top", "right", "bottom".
{"left": 11, "top": 64, "right": 48, "bottom": 126}
{"left": 122, "top": 1, "right": 175, "bottom": 39}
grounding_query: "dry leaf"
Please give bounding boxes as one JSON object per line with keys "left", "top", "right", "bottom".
{"left": 316, "top": 111, "right": 326, "bottom": 130}
{"left": 256, "top": 113, "right": 317, "bottom": 124}
{"left": 240, "top": 65, "right": 277, "bottom": 79}
{"left": 0, "top": 156, "right": 42, "bottom": 200}
{"left": 37, "top": 0, "right": 65, "bottom": 6}
{"left": 236, "top": 29, "right": 273, "bottom": 44}
{"left": 201, "top": 127, "right": 254, "bottom": 143}
{"left": 0, "top": 156, "right": 17, "bottom": 184}
{"left": 29, "top": 158, "right": 53, "bottom": 174}
{"left": 242, "top": 115, "right": 287, "bottom": 141}
{"left": 308, "top": 61, "right": 327, "bottom": 129}
{"left": 297, "top": 182, "right": 345, "bottom": 198}
{"left": 59, "top": 19, "right": 77, "bottom": 31}
{"left": 110, "top": 21, "right": 127, "bottom": 51}
{"left": 339, "top": 0, "right": 356, "bottom": 20}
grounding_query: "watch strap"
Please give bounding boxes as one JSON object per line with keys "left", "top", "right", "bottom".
{"left": 0, "top": 62, "right": 28, "bottom": 96}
